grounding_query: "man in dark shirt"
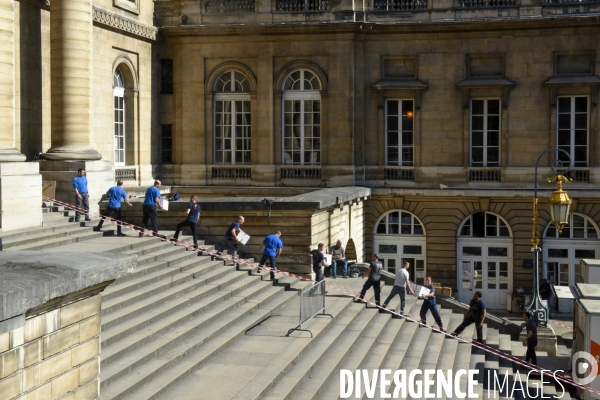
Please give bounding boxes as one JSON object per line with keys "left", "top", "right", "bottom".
{"left": 225, "top": 216, "right": 244, "bottom": 260}
{"left": 357, "top": 254, "right": 383, "bottom": 306}
{"left": 171, "top": 195, "right": 201, "bottom": 248}
{"left": 449, "top": 291, "right": 486, "bottom": 343}
{"left": 539, "top": 278, "right": 553, "bottom": 319}
{"left": 309, "top": 243, "right": 330, "bottom": 282}
{"left": 419, "top": 276, "right": 445, "bottom": 333}
{"left": 523, "top": 311, "right": 538, "bottom": 366}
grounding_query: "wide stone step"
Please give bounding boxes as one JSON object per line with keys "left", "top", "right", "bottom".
{"left": 261, "top": 297, "right": 384, "bottom": 400}
{"left": 100, "top": 279, "right": 306, "bottom": 400}
{"left": 101, "top": 252, "right": 213, "bottom": 302}
{"left": 100, "top": 272, "right": 264, "bottom": 370}
{"left": 101, "top": 259, "right": 226, "bottom": 331}
{"left": 6, "top": 230, "right": 104, "bottom": 251}
{"left": 2, "top": 225, "right": 94, "bottom": 247}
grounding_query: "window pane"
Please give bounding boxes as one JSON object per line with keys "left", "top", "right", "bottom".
{"left": 463, "top": 247, "right": 482, "bottom": 256}
{"left": 488, "top": 247, "right": 508, "bottom": 257}
{"left": 548, "top": 248, "right": 569, "bottom": 258}
{"left": 472, "top": 116, "right": 484, "bottom": 131}
{"left": 379, "top": 244, "right": 398, "bottom": 254}
{"left": 488, "top": 100, "right": 500, "bottom": 115}
{"left": 558, "top": 97, "right": 571, "bottom": 112}
{"left": 575, "top": 249, "right": 596, "bottom": 259}
{"left": 387, "top": 101, "right": 398, "bottom": 115}
{"left": 575, "top": 97, "right": 588, "bottom": 113}
{"left": 414, "top": 222, "right": 424, "bottom": 235}
{"left": 472, "top": 100, "right": 484, "bottom": 115}
{"left": 387, "top": 132, "right": 399, "bottom": 146}
{"left": 403, "top": 245, "right": 422, "bottom": 255}
{"left": 472, "top": 131, "right": 484, "bottom": 147}
{"left": 487, "top": 116, "right": 499, "bottom": 131}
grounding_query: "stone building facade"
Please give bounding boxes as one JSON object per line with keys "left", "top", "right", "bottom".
{"left": 5, "top": 0, "right": 600, "bottom": 310}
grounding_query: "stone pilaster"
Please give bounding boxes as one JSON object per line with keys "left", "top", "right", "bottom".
{"left": 46, "top": 0, "right": 101, "bottom": 161}
{"left": 0, "top": 0, "right": 25, "bottom": 162}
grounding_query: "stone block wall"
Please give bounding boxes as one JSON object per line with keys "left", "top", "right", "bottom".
{"left": 0, "top": 294, "right": 101, "bottom": 400}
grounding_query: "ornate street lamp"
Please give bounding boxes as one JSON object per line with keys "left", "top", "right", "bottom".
{"left": 526, "top": 148, "right": 572, "bottom": 327}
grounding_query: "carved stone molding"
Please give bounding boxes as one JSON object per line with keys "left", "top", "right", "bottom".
{"left": 92, "top": 6, "right": 158, "bottom": 41}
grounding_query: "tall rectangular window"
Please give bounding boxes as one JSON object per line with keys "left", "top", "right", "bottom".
{"left": 470, "top": 99, "right": 500, "bottom": 167}
{"left": 385, "top": 100, "right": 413, "bottom": 166}
{"left": 161, "top": 125, "right": 173, "bottom": 163}
{"left": 114, "top": 95, "right": 125, "bottom": 166}
{"left": 283, "top": 99, "right": 321, "bottom": 165}
{"left": 160, "top": 59, "right": 173, "bottom": 94}
{"left": 557, "top": 96, "right": 588, "bottom": 167}
{"left": 214, "top": 100, "right": 251, "bottom": 164}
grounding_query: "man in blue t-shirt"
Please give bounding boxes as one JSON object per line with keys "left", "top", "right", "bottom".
{"left": 225, "top": 216, "right": 245, "bottom": 260}
{"left": 258, "top": 231, "right": 283, "bottom": 280}
{"left": 93, "top": 180, "right": 131, "bottom": 235}
{"left": 450, "top": 291, "right": 487, "bottom": 343}
{"left": 171, "top": 195, "right": 201, "bottom": 248}
{"left": 139, "top": 180, "right": 163, "bottom": 238}
{"left": 72, "top": 168, "right": 91, "bottom": 222}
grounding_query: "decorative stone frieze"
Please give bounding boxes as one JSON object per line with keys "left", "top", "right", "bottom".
{"left": 92, "top": 5, "right": 158, "bottom": 41}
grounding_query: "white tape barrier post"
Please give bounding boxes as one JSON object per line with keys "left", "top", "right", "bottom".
{"left": 43, "top": 196, "right": 600, "bottom": 397}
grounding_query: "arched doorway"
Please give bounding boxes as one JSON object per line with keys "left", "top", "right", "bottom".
{"left": 373, "top": 210, "right": 426, "bottom": 285}
{"left": 457, "top": 211, "right": 512, "bottom": 309}
{"left": 543, "top": 213, "right": 600, "bottom": 313}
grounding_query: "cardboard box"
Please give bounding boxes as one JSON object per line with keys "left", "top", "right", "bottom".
{"left": 159, "top": 199, "right": 169, "bottom": 211}
{"left": 442, "top": 287, "right": 452, "bottom": 297}
{"left": 237, "top": 230, "right": 250, "bottom": 245}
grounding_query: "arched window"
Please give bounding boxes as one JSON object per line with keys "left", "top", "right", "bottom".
{"left": 113, "top": 68, "right": 125, "bottom": 166}
{"left": 544, "top": 213, "right": 599, "bottom": 239}
{"left": 282, "top": 70, "right": 322, "bottom": 165}
{"left": 543, "top": 213, "right": 600, "bottom": 313}
{"left": 375, "top": 211, "right": 424, "bottom": 235}
{"left": 458, "top": 212, "right": 510, "bottom": 237}
{"left": 457, "top": 212, "right": 512, "bottom": 309}
{"left": 214, "top": 70, "right": 251, "bottom": 165}
{"left": 373, "top": 210, "right": 426, "bottom": 284}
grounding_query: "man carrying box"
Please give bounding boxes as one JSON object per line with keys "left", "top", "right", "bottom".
{"left": 139, "top": 180, "right": 163, "bottom": 239}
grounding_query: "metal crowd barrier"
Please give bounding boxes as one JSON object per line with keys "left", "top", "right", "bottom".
{"left": 286, "top": 280, "right": 333, "bottom": 338}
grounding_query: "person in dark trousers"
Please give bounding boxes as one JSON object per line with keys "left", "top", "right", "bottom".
{"left": 449, "top": 291, "right": 487, "bottom": 343}
{"left": 357, "top": 254, "right": 383, "bottom": 306}
{"left": 419, "top": 276, "right": 445, "bottom": 332}
{"left": 539, "top": 278, "right": 553, "bottom": 319}
{"left": 93, "top": 180, "right": 131, "bottom": 235}
{"left": 225, "top": 216, "right": 244, "bottom": 260}
{"left": 171, "top": 195, "right": 200, "bottom": 248}
{"left": 309, "top": 243, "right": 331, "bottom": 282}
{"left": 73, "top": 168, "right": 91, "bottom": 222}
{"left": 258, "top": 231, "right": 283, "bottom": 280}
{"left": 380, "top": 261, "right": 415, "bottom": 316}
{"left": 139, "top": 180, "right": 163, "bottom": 238}
{"left": 330, "top": 240, "right": 348, "bottom": 278}
{"left": 523, "top": 311, "right": 538, "bottom": 368}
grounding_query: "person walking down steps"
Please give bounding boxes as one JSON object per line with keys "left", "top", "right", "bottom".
{"left": 93, "top": 180, "right": 131, "bottom": 236}
{"left": 171, "top": 195, "right": 201, "bottom": 249}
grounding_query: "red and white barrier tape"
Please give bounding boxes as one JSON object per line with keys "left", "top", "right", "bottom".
{"left": 42, "top": 196, "right": 598, "bottom": 396}
{"left": 550, "top": 318, "right": 575, "bottom": 332}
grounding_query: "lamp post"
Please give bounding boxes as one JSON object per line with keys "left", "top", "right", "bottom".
{"left": 526, "top": 148, "right": 573, "bottom": 327}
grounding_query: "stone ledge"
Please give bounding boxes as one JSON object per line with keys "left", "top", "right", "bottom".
{"left": 0, "top": 252, "right": 137, "bottom": 323}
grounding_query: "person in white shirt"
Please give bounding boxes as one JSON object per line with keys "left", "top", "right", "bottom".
{"left": 380, "top": 261, "right": 415, "bottom": 316}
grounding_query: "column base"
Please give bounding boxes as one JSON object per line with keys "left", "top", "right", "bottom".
{"left": 0, "top": 148, "right": 27, "bottom": 162}
{"left": 39, "top": 160, "right": 114, "bottom": 217}
{"left": 0, "top": 162, "right": 42, "bottom": 231}
{"left": 44, "top": 147, "right": 102, "bottom": 161}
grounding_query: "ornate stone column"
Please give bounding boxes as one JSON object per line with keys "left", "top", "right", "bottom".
{"left": 46, "top": 0, "right": 102, "bottom": 160}
{"left": 0, "top": 0, "right": 25, "bottom": 162}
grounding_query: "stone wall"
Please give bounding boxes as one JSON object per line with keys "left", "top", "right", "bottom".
{"left": 0, "top": 251, "right": 137, "bottom": 400}
{"left": 0, "top": 294, "right": 102, "bottom": 400}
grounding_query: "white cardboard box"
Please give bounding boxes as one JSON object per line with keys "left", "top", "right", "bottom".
{"left": 237, "top": 230, "right": 250, "bottom": 245}
{"left": 159, "top": 199, "right": 169, "bottom": 211}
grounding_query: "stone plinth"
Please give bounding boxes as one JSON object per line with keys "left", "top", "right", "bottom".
{"left": 0, "top": 162, "right": 42, "bottom": 232}
{"left": 39, "top": 160, "right": 113, "bottom": 217}
{"left": 0, "top": 251, "right": 137, "bottom": 399}
{"left": 519, "top": 325, "right": 557, "bottom": 357}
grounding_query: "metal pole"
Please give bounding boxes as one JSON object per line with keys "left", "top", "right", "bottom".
{"left": 526, "top": 148, "right": 571, "bottom": 327}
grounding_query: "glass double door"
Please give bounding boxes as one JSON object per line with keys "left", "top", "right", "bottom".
{"left": 460, "top": 260, "right": 509, "bottom": 309}
{"left": 374, "top": 238, "right": 426, "bottom": 286}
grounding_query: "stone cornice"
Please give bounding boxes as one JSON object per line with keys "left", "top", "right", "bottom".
{"left": 93, "top": 5, "right": 158, "bottom": 41}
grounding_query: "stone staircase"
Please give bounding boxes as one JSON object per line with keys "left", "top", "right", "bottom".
{"left": 4, "top": 205, "right": 576, "bottom": 400}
